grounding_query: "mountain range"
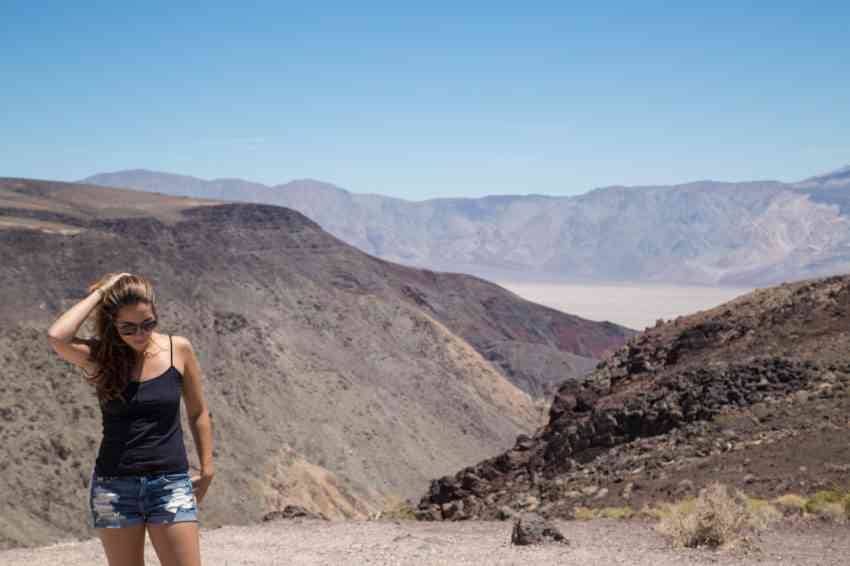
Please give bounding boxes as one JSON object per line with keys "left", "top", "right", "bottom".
{"left": 83, "top": 165, "right": 850, "bottom": 285}
{"left": 0, "top": 177, "right": 630, "bottom": 548}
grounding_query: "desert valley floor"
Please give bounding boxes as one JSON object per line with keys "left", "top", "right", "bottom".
{"left": 1, "top": 518, "right": 847, "bottom": 566}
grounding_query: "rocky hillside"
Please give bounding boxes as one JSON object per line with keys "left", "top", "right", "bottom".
{"left": 84, "top": 165, "right": 850, "bottom": 285}
{"left": 417, "top": 274, "right": 850, "bottom": 520}
{"left": 0, "top": 177, "right": 630, "bottom": 549}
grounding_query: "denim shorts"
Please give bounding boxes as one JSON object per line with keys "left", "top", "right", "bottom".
{"left": 89, "top": 470, "right": 198, "bottom": 528}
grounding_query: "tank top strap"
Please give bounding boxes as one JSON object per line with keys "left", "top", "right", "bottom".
{"left": 169, "top": 334, "right": 174, "bottom": 368}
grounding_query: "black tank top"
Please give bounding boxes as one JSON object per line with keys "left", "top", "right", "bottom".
{"left": 94, "top": 335, "right": 189, "bottom": 476}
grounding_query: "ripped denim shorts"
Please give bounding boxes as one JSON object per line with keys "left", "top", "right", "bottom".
{"left": 89, "top": 470, "right": 198, "bottom": 528}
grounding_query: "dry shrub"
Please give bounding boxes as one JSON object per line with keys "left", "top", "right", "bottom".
{"left": 815, "top": 502, "right": 846, "bottom": 521}
{"left": 598, "top": 506, "right": 634, "bottom": 520}
{"left": 656, "top": 482, "right": 760, "bottom": 549}
{"left": 373, "top": 496, "right": 417, "bottom": 521}
{"left": 804, "top": 490, "right": 845, "bottom": 520}
{"left": 773, "top": 494, "right": 807, "bottom": 516}
{"left": 773, "top": 491, "right": 850, "bottom": 521}
{"left": 804, "top": 491, "right": 846, "bottom": 522}
{"left": 572, "top": 506, "right": 634, "bottom": 520}
{"left": 644, "top": 497, "right": 696, "bottom": 521}
{"left": 746, "top": 497, "right": 782, "bottom": 527}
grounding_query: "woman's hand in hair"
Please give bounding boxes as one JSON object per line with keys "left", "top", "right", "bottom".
{"left": 90, "top": 272, "right": 132, "bottom": 297}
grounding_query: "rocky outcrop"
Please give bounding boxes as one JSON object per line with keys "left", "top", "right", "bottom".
{"left": 418, "top": 275, "right": 850, "bottom": 520}
{"left": 262, "top": 505, "right": 329, "bottom": 522}
{"left": 510, "top": 513, "right": 569, "bottom": 545}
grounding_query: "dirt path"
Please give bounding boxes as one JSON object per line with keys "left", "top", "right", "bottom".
{"left": 1, "top": 519, "right": 847, "bottom": 566}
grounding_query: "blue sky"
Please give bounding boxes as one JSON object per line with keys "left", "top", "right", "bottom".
{"left": 2, "top": 1, "right": 848, "bottom": 199}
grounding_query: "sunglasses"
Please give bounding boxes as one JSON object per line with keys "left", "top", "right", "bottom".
{"left": 115, "top": 318, "right": 158, "bottom": 336}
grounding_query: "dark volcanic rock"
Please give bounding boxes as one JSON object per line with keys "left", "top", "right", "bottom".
{"left": 538, "top": 358, "right": 819, "bottom": 472}
{"left": 510, "top": 513, "right": 569, "bottom": 546}
{"left": 418, "top": 275, "right": 850, "bottom": 520}
{"left": 262, "top": 505, "right": 329, "bottom": 522}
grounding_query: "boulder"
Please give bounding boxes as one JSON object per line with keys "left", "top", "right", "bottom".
{"left": 262, "top": 505, "right": 328, "bottom": 522}
{"left": 510, "top": 513, "right": 569, "bottom": 546}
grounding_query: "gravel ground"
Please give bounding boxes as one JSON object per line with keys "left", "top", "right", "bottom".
{"left": 1, "top": 519, "right": 847, "bottom": 566}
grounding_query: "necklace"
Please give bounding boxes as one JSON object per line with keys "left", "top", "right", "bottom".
{"left": 138, "top": 335, "right": 163, "bottom": 358}
{"left": 142, "top": 345, "right": 161, "bottom": 356}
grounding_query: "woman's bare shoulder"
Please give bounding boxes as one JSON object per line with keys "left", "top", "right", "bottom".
{"left": 169, "top": 334, "right": 193, "bottom": 350}
{"left": 168, "top": 335, "right": 198, "bottom": 366}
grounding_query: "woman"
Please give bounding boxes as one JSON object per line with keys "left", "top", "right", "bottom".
{"left": 47, "top": 272, "right": 214, "bottom": 566}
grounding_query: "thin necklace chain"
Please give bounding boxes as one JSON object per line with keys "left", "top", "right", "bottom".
{"left": 132, "top": 338, "right": 165, "bottom": 378}
{"left": 139, "top": 336, "right": 164, "bottom": 358}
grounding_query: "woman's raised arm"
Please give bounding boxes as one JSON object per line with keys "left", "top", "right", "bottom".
{"left": 46, "top": 272, "right": 130, "bottom": 371}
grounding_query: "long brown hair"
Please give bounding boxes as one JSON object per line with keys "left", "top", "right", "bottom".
{"left": 85, "top": 273, "right": 159, "bottom": 402}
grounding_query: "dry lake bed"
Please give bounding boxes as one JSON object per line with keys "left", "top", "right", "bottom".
{"left": 498, "top": 281, "right": 753, "bottom": 330}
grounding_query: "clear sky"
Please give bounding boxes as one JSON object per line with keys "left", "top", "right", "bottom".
{"left": 2, "top": 0, "right": 848, "bottom": 199}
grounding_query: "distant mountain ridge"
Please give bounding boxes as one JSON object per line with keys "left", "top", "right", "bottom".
{"left": 83, "top": 166, "right": 850, "bottom": 285}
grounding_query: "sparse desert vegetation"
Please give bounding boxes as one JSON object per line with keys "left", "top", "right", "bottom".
{"left": 653, "top": 483, "right": 770, "bottom": 549}
{"left": 419, "top": 276, "right": 850, "bottom": 531}
{"left": 802, "top": 490, "right": 850, "bottom": 521}
{"left": 647, "top": 483, "right": 850, "bottom": 550}
{"left": 373, "top": 496, "right": 418, "bottom": 521}
{"left": 573, "top": 506, "right": 635, "bottom": 520}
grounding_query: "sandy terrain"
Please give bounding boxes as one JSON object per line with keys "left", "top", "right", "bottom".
{"left": 1, "top": 518, "right": 847, "bottom": 566}
{"left": 498, "top": 281, "right": 753, "bottom": 330}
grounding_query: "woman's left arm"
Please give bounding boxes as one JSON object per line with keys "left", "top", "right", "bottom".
{"left": 177, "top": 336, "right": 214, "bottom": 504}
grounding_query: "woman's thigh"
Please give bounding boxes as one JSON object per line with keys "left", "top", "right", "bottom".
{"left": 97, "top": 524, "right": 146, "bottom": 566}
{"left": 147, "top": 522, "right": 201, "bottom": 566}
